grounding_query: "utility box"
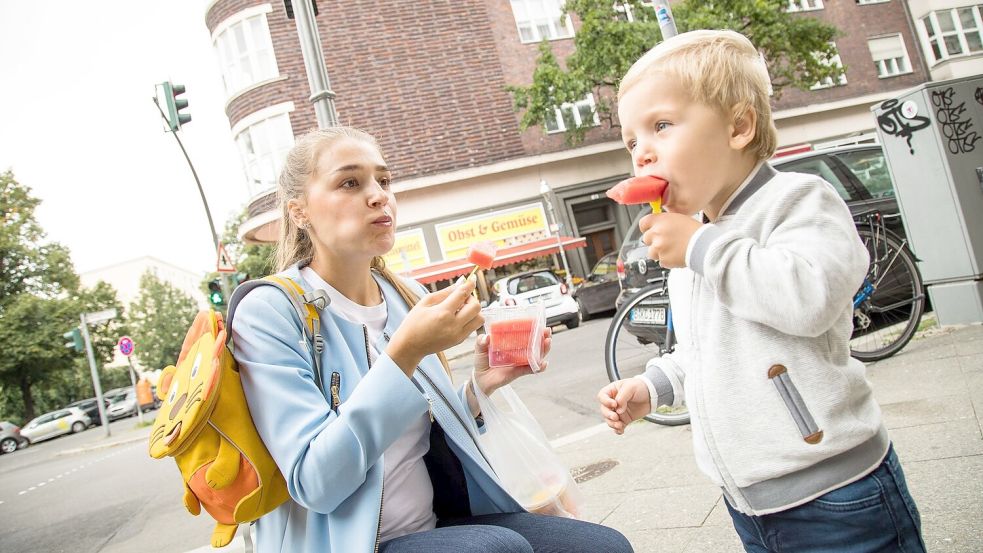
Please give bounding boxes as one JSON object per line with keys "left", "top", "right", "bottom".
{"left": 871, "top": 75, "right": 983, "bottom": 325}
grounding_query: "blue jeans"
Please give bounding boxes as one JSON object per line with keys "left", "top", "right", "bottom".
{"left": 379, "top": 513, "right": 634, "bottom": 553}
{"left": 726, "top": 445, "right": 926, "bottom": 553}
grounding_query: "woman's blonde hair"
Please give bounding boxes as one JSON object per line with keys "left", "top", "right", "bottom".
{"left": 275, "top": 126, "right": 452, "bottom": 377}
{"left": 618, "top": 29, "right": 778, "bottom": 160}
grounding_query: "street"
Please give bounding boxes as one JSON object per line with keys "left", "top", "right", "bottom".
{"left": 3, "top": 318, "right": 980, "bottom": 553}
{"left": 0, "top": 316, "right": 616, "bottom": 553}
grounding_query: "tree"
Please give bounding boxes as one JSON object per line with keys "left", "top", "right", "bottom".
{"left": 0, "top": 170, "right": 78, "bottom": 305}
{"left": 0, "top": 171, "right": 91, "bottom": 422}
{"left": 128, "top": 271, "right": 199, "bottom": 373}
{"left": 200, "top": 208, "right": 276, "bottom": 304}
{"left": 508, "top": 0, "right": 844, "bottom": 144}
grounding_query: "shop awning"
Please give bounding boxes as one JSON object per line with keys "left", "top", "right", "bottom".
{"left": 406, "top": 236, "right": 587, "bottom": 284}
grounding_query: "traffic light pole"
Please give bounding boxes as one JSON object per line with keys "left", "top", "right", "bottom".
{"left": 152, "top": 96, "right": 233, "bottom": 303}
{"left": 79, "top": 315, "right": 111, "bottom": 435}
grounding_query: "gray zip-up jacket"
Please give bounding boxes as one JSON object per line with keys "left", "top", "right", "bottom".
{"left": 642, "top": 163, "right": 889, "bottom": 516}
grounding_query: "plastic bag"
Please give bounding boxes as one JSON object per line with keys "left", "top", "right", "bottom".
{"left": 471, "top": 372, "right": 584, "bottom": 518}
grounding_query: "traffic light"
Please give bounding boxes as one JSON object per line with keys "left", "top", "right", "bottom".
{"left": 63, "top": 328, "right": 83, "bottom": 353}
{"left": 161, "top": 81, "right": 191, "bottom": 132}
{"left": 207, "top": 279, "right": 225, "bottom": 306}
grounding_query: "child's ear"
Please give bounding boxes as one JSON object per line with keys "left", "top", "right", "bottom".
{"left": 729, "top": 106, "right": 757, "bottom": 151}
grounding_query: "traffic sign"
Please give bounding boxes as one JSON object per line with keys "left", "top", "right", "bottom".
{"left": 84, "top": 308, "right": 117, "bottom": 324}
{"left": 217, "top": 242, "right": 236, "bottom": 273}
{"left": 118, "top": 336, "right": 135, "bottom": 357}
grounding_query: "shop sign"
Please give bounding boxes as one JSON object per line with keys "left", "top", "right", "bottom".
{"left": 382, "top": 228, "right": 430, "bottom": 272}
{"left": 436, "top": 203, "right": 548, "bottom": 260}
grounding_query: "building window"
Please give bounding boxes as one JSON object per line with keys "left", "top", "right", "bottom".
{"left": 810, "top": 43, "right": 847, "bottom": 89}
{"left": 921, "top": 6, "right": 983, "bottom": 64}
{"left": 510, "top": 0, "right": 575, "bottom": 43}
{"left": 233, "top": 105, "right": 295, "bottom": 196}
{"left": 787, "top": 0, "right": 824, "bottom": 12}
{"left": 868, "top": 34, "right": 913, "bottom": 77}
{"left": 545, "top": 94, "right": 601, "bottom": 133}
{"left": 212, "top": 5, "right": 279, "bottom": 97}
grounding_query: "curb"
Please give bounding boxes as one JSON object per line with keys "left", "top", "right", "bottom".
{"left": 57, "top": 433, "right": 149, "bottom": 456}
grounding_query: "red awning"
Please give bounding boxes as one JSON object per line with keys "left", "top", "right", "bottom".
{"left": 405, "top": 236, "right": 587, "bottom": 284}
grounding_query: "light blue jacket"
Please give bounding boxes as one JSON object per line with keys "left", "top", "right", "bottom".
{"left": 230, "top": 265, "right": 523, "bottom": 553}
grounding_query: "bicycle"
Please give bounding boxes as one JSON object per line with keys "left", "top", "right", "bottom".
{"left": 604, "top": 284, "right": 689, "bottom": 426}
{"left": 849, "top": 211, "right": 926, "bottom": 361}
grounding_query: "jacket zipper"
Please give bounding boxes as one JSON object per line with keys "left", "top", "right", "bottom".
{"left": 382, "top": 332, "right": 491, "bottom": 468}
{"left": 329, "top": 372, "right": 341, "bottom": 412}
{"left": 366, "top": 325, "right": 385, "bottom": 553}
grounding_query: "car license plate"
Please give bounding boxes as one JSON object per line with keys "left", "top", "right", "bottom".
{"left": 630, "top": 306, "right": 666, "bottom": 325}
{"left": 528, "top": 293, "right": 551, "bottom": 304}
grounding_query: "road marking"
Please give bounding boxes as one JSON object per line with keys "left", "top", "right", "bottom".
{"left": 18, "top": 491, "right": 27, "bottom": 495}
{"left": 549, "top": 422, "right": 611, "bottom": 449}
{"left": 37, "top": 482, "right": 46, "bottom": 487}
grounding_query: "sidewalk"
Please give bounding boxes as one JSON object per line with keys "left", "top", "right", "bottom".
{"left": 558, "top": 323, "right": 983, "bottom": 553}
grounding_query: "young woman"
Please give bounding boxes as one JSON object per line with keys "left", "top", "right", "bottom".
{"left": 231, "top": 127, "right": 634, "bottom": 553}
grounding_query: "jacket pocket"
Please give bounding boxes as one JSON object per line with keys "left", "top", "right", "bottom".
{"left": 767, "top": 365, "right": 823, "bottom": 444}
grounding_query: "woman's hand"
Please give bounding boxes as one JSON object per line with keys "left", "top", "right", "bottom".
{"left": 473, "top": 327, "right": 553, "bottom": 396}
{"left": 387, "top": 276, "right": 484, "bottom": 376}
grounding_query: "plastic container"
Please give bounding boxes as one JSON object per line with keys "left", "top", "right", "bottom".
{"left": 483, "top": 303, "right": 547, "bottom": 372}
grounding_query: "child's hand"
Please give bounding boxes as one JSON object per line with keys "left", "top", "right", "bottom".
{"left": 388, "top": 276, "right": 483, "bottom": 374}
{"left": 597, "top": 378, "right": 651, "bottom": 435}
{"left": 638, "top": 212, "right": 702, "bottom": 268}
{"left": 472, "top": 328, "right": 552, "bottom": 396}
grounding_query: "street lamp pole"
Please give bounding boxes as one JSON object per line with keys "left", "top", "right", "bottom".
{"left": 292, "top": 0, "right": 339, "bottom": 128}
{"left": 539, "top": 179, "right": 573, "bottom": 288}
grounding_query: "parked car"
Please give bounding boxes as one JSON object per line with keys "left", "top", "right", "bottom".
{"left": 615, "top": 144, "right": 905, "bottom": 342}
{"left": 0, "top": 421, "right": 30, "bottom": 454}
{"left": 20, "top": 407, "right": 91, "bottom": 444}
{"left": 107, "top": 388, "right": 138, "bottom": 421}
{"left": 66, "top": 397, "right": 110, "bottom": 427}
{"left": 489, "top": 269, "right": 581, "bottom": 329}
{"left": 572, "top": 252, "right": 621, "bottom": 320}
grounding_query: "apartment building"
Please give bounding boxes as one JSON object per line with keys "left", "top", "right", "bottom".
{"left": 203, "top": 0, "right": 950, "bottom": 283}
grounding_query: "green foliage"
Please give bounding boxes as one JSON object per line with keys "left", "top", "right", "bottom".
{"left": 1, "top": 170, "right": 78, "bottom": 306}
{"left": 220, "top": 210, "right": 275, "bottom": 281}
{"left": 199, "top": 208, "right": 276, "bottom": 310}
{"left": 0, "top": 171, "right": 130, "bottom": 423}
{"left": 128, "top": 271, "right": 199, "bottom": 373}
{"left": 508, "top": 0, "right": 844, "bottom": 144}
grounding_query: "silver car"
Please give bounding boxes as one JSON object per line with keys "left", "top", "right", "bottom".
{"left": 0, "top": 421, "right": 29, "bottom": 454}
{"left": 20, "top": 407, "right": 91, "bottom": 444}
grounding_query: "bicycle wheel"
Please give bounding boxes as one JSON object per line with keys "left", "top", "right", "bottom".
{"left": 851, "top": 228, "right": 926, "bottom": 361}
{"left": 604, "top": 285, "right": 689, "bottom": 426}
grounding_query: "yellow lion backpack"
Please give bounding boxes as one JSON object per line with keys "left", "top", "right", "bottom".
{"left": 149, "top": 275, "right": 329, "bottom": 548}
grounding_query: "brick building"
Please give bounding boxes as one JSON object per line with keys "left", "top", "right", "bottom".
{"left": 202, "top": 0, "right": 972, "bottom": 284}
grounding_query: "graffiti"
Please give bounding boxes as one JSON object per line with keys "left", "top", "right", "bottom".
{"left": 932, "top": 87, "right": 980, "bottom": 155}
{"left": 976, "top": 86, "right": 983, "bottom": 107}
{"left": 877, "top": 99, "right": 930, "bottom": 154}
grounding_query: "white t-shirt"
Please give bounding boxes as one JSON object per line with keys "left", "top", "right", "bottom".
{"left": 301, "top": 268, "right": 437, "bottom": 542}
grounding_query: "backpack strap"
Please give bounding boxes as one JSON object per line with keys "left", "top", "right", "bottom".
{"left": 226, "top": 276, "right": 330, "bottom": 399}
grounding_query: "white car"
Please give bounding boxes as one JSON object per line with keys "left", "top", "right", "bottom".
{"left": 21, "top": 407, "right": 91, "bottom": 444}
{"left": 490, "top": 269, "right": 580, "bottom": 329}
{"left": 107, "top": 389, "right": 138, "bottom": 421}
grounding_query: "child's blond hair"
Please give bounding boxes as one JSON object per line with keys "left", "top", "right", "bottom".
{"left": 619, "top": 29, "right": 777, "bottom": 160}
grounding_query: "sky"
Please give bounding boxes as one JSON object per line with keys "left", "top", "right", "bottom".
{"left": 0, "top": 1, "right": 251, "bottom": 276}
